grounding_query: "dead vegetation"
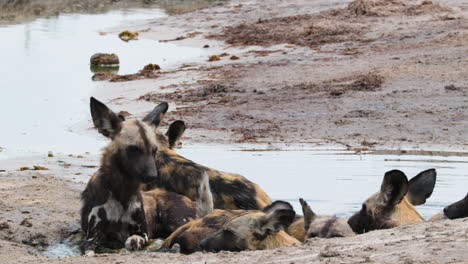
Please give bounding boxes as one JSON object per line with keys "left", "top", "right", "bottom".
{"left": 283, "top": 72, "right": 385, "bottom": 96}
{"left": 212, "top": 15, "right": 365, "bottom": 47}
{"left": 346, "top": 0, "right": 450, "bottom": 17}
{"left": 92, "top": 63, "right": 161, "bottom": 82}
{"left": 211, "top": 0, "right": 451, "bottom": 48}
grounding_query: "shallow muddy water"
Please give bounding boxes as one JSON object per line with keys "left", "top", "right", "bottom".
{"left": 0, "top": 8, "right": 206, "bottom": 158}
{"left": 178, "top": 146, "right": 468, "bottom": 219}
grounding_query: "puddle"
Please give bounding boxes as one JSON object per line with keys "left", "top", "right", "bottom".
{"left": 0, "top": 8, "right": 207, "bottom": 159}
{"left": 177, "top": 146, "right": 468, "bottom": 219}
{"left": 43, "top": 232, "right": 164, "bottom": 257}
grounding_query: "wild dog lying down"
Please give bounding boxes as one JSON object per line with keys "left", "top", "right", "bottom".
{"left": 142, "top": 188, "right": 196, "bottom": 239}
{"left": 81, "top": 98, "right": 196, "bottom": 254}
{"left": 149, "top": 113, "right": 272, "bottom": 211}
{"left": 299, "top": 198, "right": 355, "bottom": 238}
{"left": 158, "top": 201, "right": 301, "bottom": 254}
{"left": 430, "top": 193, "right": 468, "bottom": 221}
{"left": 287, "top": 169, "right": 437, "bottom": 241}
{"left": 347, "top": 169, "right": 437, "bottom": 234}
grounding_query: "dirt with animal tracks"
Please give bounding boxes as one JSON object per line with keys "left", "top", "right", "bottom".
{"left": 1, "top": 0, "right": 468, "bottom": 263}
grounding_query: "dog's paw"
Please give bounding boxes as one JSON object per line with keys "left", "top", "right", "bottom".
{"left": 125, "top": 235, "right": 147, "bottom": 251}
{"left": 84, "top": 250, "right": 96, "bottom": 256}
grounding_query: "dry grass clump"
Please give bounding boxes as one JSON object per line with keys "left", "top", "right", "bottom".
{"left": 345, "top": 0, "right": 449, "bottom": 17}
{"left": 213, "top": 15, "right": 364, "bottom": 47}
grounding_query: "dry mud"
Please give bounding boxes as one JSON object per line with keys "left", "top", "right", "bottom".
{"left": 1, "top": 0, "right": 468, "bottom": 263}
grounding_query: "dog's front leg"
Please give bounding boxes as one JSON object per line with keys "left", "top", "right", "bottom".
{"left": 81, "top": 228, "right": 105, "bottom": 256}
{"left": 125, "top": 208, "right": 148, "bottom": 251}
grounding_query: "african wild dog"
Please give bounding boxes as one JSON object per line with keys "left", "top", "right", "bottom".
{"left": 142, "top": 188, "right": 197, "bottom": 239}
{"left": 287, "top": 169, "right": 437, "bottom": 241}
{"left": 430, "top": 193, "right": 468, "bottom": 221}
{"left": 80, "top": 98, "right": 190, "bottom": 254}
{"left": 149, "top": 119, "right": 272, "bottom": 211}
{"left": 158, "top": 201, "right": 300, "bottom": 254}
{"left": 347, "top": 169, "right": 437, "bottom": 234}
{"left": 299, "top": 198, "right": 355, "bottom": 238}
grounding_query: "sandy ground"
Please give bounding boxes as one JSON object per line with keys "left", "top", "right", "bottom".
{"left": 1, "top": 0, "right": 468, "bottom": 263}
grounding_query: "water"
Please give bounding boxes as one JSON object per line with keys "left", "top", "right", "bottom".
{"left": 177, "top": 146, "right": 468, "bottom": 219}
{"left": 0, "top": 9, "right": 206, "bottom": 158}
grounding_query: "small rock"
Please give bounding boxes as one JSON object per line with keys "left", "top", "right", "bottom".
{"left": 20, "top": 218, "right": 32, "bottom": 227}
{"left": 33, "top": 165, "right": 48, "bottom": 170}
{"left": 47, "top": 152, "right": 54, "bottom": 157}
{"left": 203, "top": 44, "right": 210, "bottom": 48}
{"left": 330, "top": 90, "right": 344, "bottom": 96}
{"left": 90, "top": 53, "right": 119, "bottom": 66}
{"left": 141, "top": 64, "right": 161, "bottom": 72}
{"left": 0, "top": 222, "right": 10, "bottom": 230}
{"left": 208, "top": 55, "right": 221, "bottom": 62}
{"left": 319, "top": 245, "right": 340, "bottom": 258}
{"left": 230, "top": 55, "right": 240, "bottom": 60}
{"left": 118, "top": 30, "right": 139, "bottom": 41}
{"left": 444, "top": 84, "right": 461, "bottom": 91}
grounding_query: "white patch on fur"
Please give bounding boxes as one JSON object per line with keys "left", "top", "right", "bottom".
{"left": 87, "top": 193, "right": 141, "bottom": 229}
{"left": 196, "top": 171, "right": 214, "bottom": 217}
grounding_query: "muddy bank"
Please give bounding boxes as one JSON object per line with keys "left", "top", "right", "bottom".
{"left": 108, "top": 0, "right": 468, "bottom": 151}
{"left": 0, "top": 171, "right": 80, "bottom": 254}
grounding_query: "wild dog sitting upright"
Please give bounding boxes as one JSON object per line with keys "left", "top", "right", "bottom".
{"left": 80, "top": 97, "right": 169, "bottom": 254}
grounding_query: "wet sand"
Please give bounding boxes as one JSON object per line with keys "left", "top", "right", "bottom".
{"left": 1, "top": 0, "right": 468, "bottom": 263}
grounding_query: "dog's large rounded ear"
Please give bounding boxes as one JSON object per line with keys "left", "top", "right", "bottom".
{"left": 166, "top": 120, "right": 186, "bottom": 149}
{"left": 407, "top": 169, "right": 437, "bottom": 206}
{"left": 258, "top": 201, "right": 296, "bottom": 235}
{"left": 90, "top": 97, "right": 122, "bottom": 139}
{"left": 380, "top": 170, "right": 409, "bottom": 206}
{"left": 299, "top": 198, "right": 316, "bottom": 232}
{"left": 143, "top": 102, "right": 169, "bottom": 127}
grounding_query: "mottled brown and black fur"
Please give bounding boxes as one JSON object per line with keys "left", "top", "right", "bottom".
{"left": 299, "top": 198, "right": 355, "bottom": 239}
{"left": 159, "top": 201, "right": 300, "bottom": 254}
{"left": 142, "top": 188, "right": 197, "bottom": 239}
{"left": 347, "top": 169, "right": 437, "bottom": 234}
{"left": 149, "top": 120, "right": 272, "bottom": 211}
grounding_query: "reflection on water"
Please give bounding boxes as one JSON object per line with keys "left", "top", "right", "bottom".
{"left": 177, "top": 146, "right": 468, "bottom": 219}
{"left": 0, "top": 9, "right": 206, "bottom": 158}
